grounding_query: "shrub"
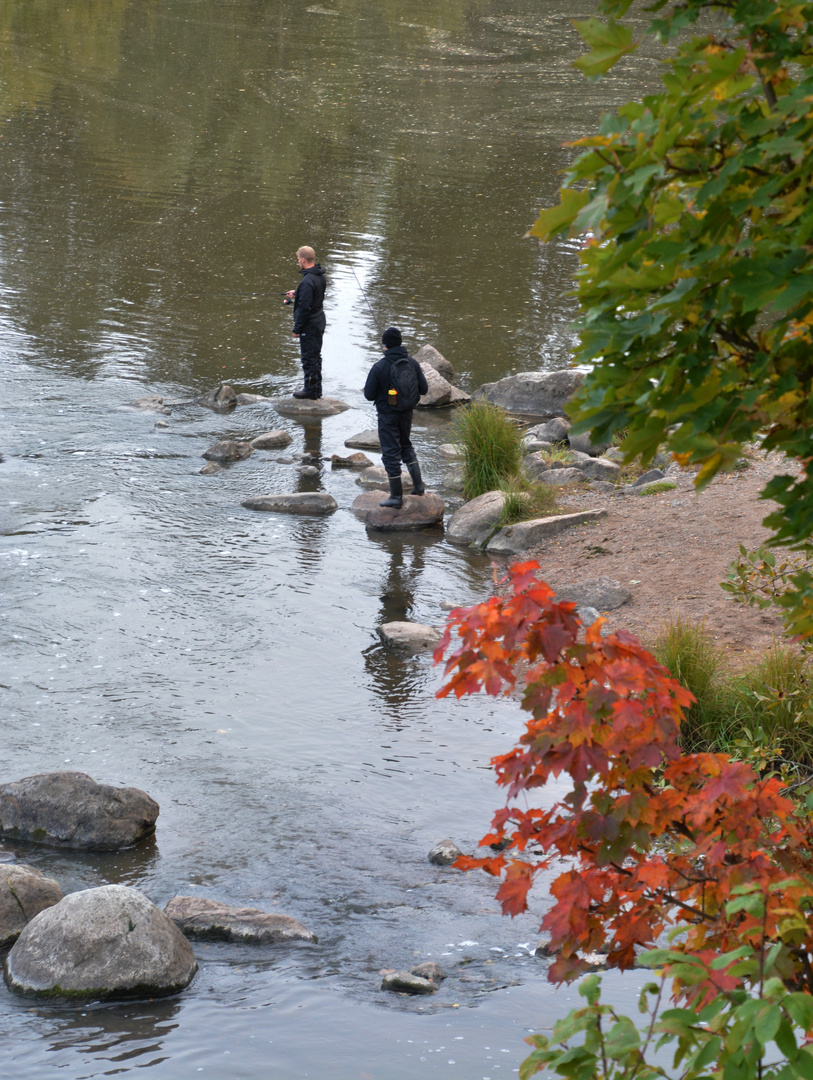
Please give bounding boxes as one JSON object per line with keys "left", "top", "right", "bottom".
{"left": 453, "top": 400, "right": 523, "bottom": 500}
{"left": 499, "top": 480, "right": 558, "bottom": 527}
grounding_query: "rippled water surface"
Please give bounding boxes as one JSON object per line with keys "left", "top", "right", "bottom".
{"left": 0, "top": 2, "right": 660, "bottom": 1076}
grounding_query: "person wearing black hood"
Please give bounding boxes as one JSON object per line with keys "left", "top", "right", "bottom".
{"left": 286, "top": 246, "right": 326, "bottom": 399}
{"left": 364, "top": 327, "right": 429, "bottom": 508}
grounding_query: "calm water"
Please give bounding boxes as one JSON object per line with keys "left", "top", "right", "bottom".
{"left": 0, "top": 2, "right": 659, "bottom": 1076}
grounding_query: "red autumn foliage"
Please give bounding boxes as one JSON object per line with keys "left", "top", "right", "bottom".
{"left": 434, "top": 562, "right": 813, "bottom": 997}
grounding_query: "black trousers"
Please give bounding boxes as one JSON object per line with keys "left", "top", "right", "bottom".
{"left": 378, "top": 408, "right": 418, "bottom": 477}
{"left": 299, "top": 313, "right": 325, "bottom": 397}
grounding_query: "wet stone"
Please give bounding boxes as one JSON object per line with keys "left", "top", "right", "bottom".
{"left": 365, "top": 493, "right": 445, "bottom": 532}
{"left": 378, "top": 622, "right": 442, "bottom": 652}
{"left": 236, "top": 393, "right": 274, "bottom": 405}
{"left": 195, "top": 384, "right": 237, "bottom": 412}
{"left": 428, "top": 839, "right": 462, "bottom": 866}
{"left": 0, "top": 865, "right": 63, "bottom": 947}
{"left": 414, "top": 343, "right": 455, "bottom": 384}
{"left": 202, "top": 440, "right": 253, "bottom": 463}
{"left": 272, "top": 397, "right": 350, "bottom": 418}
{"left": 331, "top": 452, "right": 374, "bottom": 469}
{"left": 200, "top": 462, "right": 223, "bottom": 475}
{"left": 411, "top": 961, "right": 447, "bottom": 983}
{"left": 250, "top": 430, "right": 292, "bottom": 450}
{"left": 128, "top": 395, "right": 171, "bottom": 415}
{"left": 164, "top": 896, "right": 317, "bottom": 945}
{"left": 298, "top": 466, "right": 319, "bottom": 476}
{"left": 241, "top": 493, "right": 338, "bottom": 515}
{"left": 381, "top": 971, "right": 438, "bottom": 995}
{"left": 344, "top": 429, "right": 381, "bottom": 450}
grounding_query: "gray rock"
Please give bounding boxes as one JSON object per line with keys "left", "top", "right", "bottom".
{"left": 345, "top": 429, "right": 381, "bottom": 450}
{"left": 523, "top": 452, "right": 551, "bottom": 480}
{"left": 202, "top": 440, "right": 253, "bottom": 464}
{"left": 154, "top": 419, "right": 170, "bottom": 429}
{"left": 272, "top": 397, "right": 350, "bottom": 418}
{"left": 378, "top": 622, "right": 442, "bottom": 653}
{"left": 0, "top": 865, "right": 63, "bottom": 947}
{"left": 577, "top": 457, "right": 620, "bottom": 482}
{"left": 632, "top": 468, "right": 666, "bottom": 487}
{"left": 356, "top": 466, "right": 413, "bottom": 491}
{"left": 447, "top": 385, "right": 471, "bottom": 406}
{"left": 366, "top": 493, "right": 445, "bottom": 532}
{"left": 437, "top": 443, "right": 462, "bottom": 459}
{"left": 557, "top": 576, "right": 631, "bottom": 611}
{"left": 411, "top": 961, "right": 447, "bottom": 983}
{"left": 128, "top": 396, "right": 171, "bottom": 415}
{"left": 0, "top": 772, "right": 159, "bottom": 852}
{"left": 473, "top": 370, "right": 584, "bottom": 417}
{"left": 577, "top": 606, "right": 601, "bottom": 626}
{"left": 529, "top": 417, "right": 571, "bottom": 443}
{"left": 298, "top": 466, "right": 319, "bottom": 477}
{"left": 589, "top": 480, "right": 616, "bottom": 494}
{"left": 485, "top": 510, "right": 608, "bottom": 556}
{"left": 235, "top": 393, "right": 273, "bottom": 405}
{"left": 5, "top": 885, "right": 197, "bottom": 1001}
{"left": 522, "top": 437, "right": 553, "bottom": 454}
{"left": 428, "top": 839, "right": 463, "bottom": 866}
{"left": 164, "top": 896, "right": 317, "bottom": 945}
{"left": 195, "top": 384, "right": 237, "bottom": 412}
{"left": 568, "top": 431, "right": 612, "bottom": 456}
{"left": 604, "top": 446, "right": 625, "bottom": 462}
{"left": 331, "top": 452, "right": 374, "bottom": 469}
{"left": 417, "top": 363, "right": 453, "bottom": 408}
{"left": 446, "top": 490, "right": 507, "bottom": 547}
{"left": 250, "top": 430, "right": 292, "bottom": 450}
{"left": 276, "top": 456, "right": 295, "bottom": 465}
{"left": 414, "top": 344, "right": 455, "bottom": 384}
{"left": 241, "top": 493, "right": 338, "bottom": 515}
{"left": 200, "top": 462, "right": 223, "bottom": 475}
{"left": 382, "top": 970, "right": 438, "bottom": 995}
{"left": 537, "top": 467, "right": 588, "bottom": 487}
{"left": 442, "top": 465, "right": 465, "bottom": 491}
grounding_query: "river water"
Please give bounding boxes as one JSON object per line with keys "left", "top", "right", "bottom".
{"left": 0, "top": 2, "right": 661, "bottom": 1076}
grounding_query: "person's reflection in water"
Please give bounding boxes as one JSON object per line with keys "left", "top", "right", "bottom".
{"left": 291, "top": 419, "right": 328, "bottom": 579}
{"left": 363, "top": 533, "right": 440, "bottom": 720}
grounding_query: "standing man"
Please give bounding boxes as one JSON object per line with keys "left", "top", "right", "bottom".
{"left": 286, "top": 246, "right": 326, "bottom": 400}
{"left": 364, "top": 327, "right": 428, "bottom": 508}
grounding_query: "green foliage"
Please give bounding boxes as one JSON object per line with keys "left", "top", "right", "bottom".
{"left": 454, "top": 400, "right": 523, "bottom": 499}
{"left": 499, "top": 480, "right": 558, "bottom": 526}
{"left": 724, "top": 544, "right": 813, "bottom": 641}
{"left": 533, "top": 0, "right": 813, "bottom": 636}
{"left": 635, "top": 480, "right": 676, "bottom": 495}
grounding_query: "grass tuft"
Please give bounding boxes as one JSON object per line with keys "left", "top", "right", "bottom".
{"left": 499, "top": 480, "right": 558, "bottom": 526}
{"left": 454, "top": 401, "right": 523, "bottom": 500}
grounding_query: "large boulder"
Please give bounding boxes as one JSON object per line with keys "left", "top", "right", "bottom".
{"left": 485, "top": 510, "right": 608, "bottom": 556}
{"left": 241, "top": 493, "right": 337, "bottom": 515}
{"left": 378, "top": 622, "right": 442, "bottom": 653}
{"left": 0, "top": 772, "right": 159, "bottom": 851}
{"left": 0, "top": 865, "right": 63, "bottom": 947}
{"left": 414, "top": 344, "right": 455, "bottom": 384}
{"left": 473, "top": 369, "right": 584, "bottom": 417}
{"left": 446, "top": 491, "right": 506, "bottom": 546}
{"left": 195, "top": 384, "right": 237, "bottom": 411}
{"left": 164, "top": 896, "right": 317, "bottom": 945}
{"left": 345, "top": 429, "right": 380, "bottom": 450}
{"left": 202, "top": 440, "right": 253, "bottom": 463}
{"left": 578, "top": 457, "right": 620, "bottom": 482}
{"left": 5, "top": 885, "right": 197, "bottom": 1000}
{"left": 417, "top": 363, "right": 453, "bottom": 408}
{"left": 250, "top": 430, "right": 292, "bottom": 450}
{"left": 272, "top": 397, "right": 350, "bottom": 418}
{"left": 365, "top": 493, "right": 445, "bottom": 532}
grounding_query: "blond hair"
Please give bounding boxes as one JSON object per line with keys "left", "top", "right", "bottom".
{"left": 297, "top": 246, "right": 316, "bottom": 262}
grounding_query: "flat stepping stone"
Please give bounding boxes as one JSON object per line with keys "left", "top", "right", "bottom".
{"left": 6, "top": 885, "right": 197, "bottom": 1001}
{"left": 366, "top": 493, "right": 445, "bottom": 532}
{"left": 378, "top": 621, "right": 442, "bottom": 652}
{"left": 250, "top": 430, "right": 292, "bottom": 450}
{"left": 164, "top": 896, "right": 317, "bottom": 945}
{"left": 0, "top": 771, "right": 159, "bottom": 852}
{"left": 345, "top": 429, "right": 380, "bottom": 450}
{"left": 485, "top": 510, "right": 607, "bottom": 556}
{"left": 242, "top": 492, "right": 337, "bottom": 515}
{"left": 273, "top": 397, "right": 350, "bottom": 418}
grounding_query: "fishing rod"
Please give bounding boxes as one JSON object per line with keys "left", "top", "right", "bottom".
{"left": 349, "top": 264, "right": 381, "bottom": 332}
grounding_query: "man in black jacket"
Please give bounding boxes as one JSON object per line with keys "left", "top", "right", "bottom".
{"left": 364, "top": 327, "right": 429, "bottom": 508}
{"left": 286, "top": 246, "right": 326, "bottom": 399}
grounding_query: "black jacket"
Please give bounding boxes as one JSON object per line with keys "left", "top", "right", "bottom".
{"left": 293, "top": 264, "right": 326, "bottom": 332}
{"left": 364, "top": 345, "right": 429, "bottom": 412}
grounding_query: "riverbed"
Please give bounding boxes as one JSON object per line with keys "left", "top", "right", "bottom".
{"left": 0, "top": 2, "right": 659, "bottom": 1076}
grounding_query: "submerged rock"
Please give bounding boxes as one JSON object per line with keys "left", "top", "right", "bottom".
{"left": 164, "top": 896, "right": 317, "bottom": 945}
{"left": 473, "top": 370, "right": 584, "bottom": 417}
{"left": 411, "top": 961, "right": 447, "bottom": 983}
{"left": 331, "top": 452, "right": 375, "bottom": 469}
{"left": 414, "top": 344, "right": 455, "bottom": 384}
{"left": 0, "top": 865, "right": 63, "bottom": 947}
{"left": 5, "top": 885, "right": 197, "bottom": 1001}
{"left": 272, "top": 397, "right": 350, "bottom": 418}
{"left": 200, "top": 462, "right": 223, "bottom": 475}
{"left": 446, "top": 490, "right": 506, "bottom": 547}
{"left": 378, "top": 622, "right": 442, "bottom": 652}
{"left": 0, "top": 771, "right": 159, "bottom": 851}
{"left": 250, "top": 430, "right": 292, "bottom": 450}
{"left": 365, "top": 493, "right": 445, "bottom": 532}
{"left": 381, "top": 970, "right": 438, "bottom": 995}
{"left": 241, "top": 493, "right": 337, "bottom": 515}
{"left": 202, "top": 440, "right": 253, "bottom": 463}
{"left": 195, "top": 384, "right": 237, "bottom": 412}
{"left": 428, "top": 839, "right": 463, "bottom": 866}
{"left": 345, "top": 429, "right": 381, "bottom": 450}
{"left": 127, "top": 395, "right": 172, "bottom": 415}
{"left": 236, "top": 393, "right": 274, "bottom": 405}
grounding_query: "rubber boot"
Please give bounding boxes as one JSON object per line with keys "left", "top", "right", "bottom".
{"left": 405, "top": 459, "right": 425, "bottom": 496}
{"left": 380, "top": 475, "right": 403, "bottom": 509}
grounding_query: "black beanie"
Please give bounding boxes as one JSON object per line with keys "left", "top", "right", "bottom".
{"left": 382, "top": 326, "right": 402, "bottom": 348}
